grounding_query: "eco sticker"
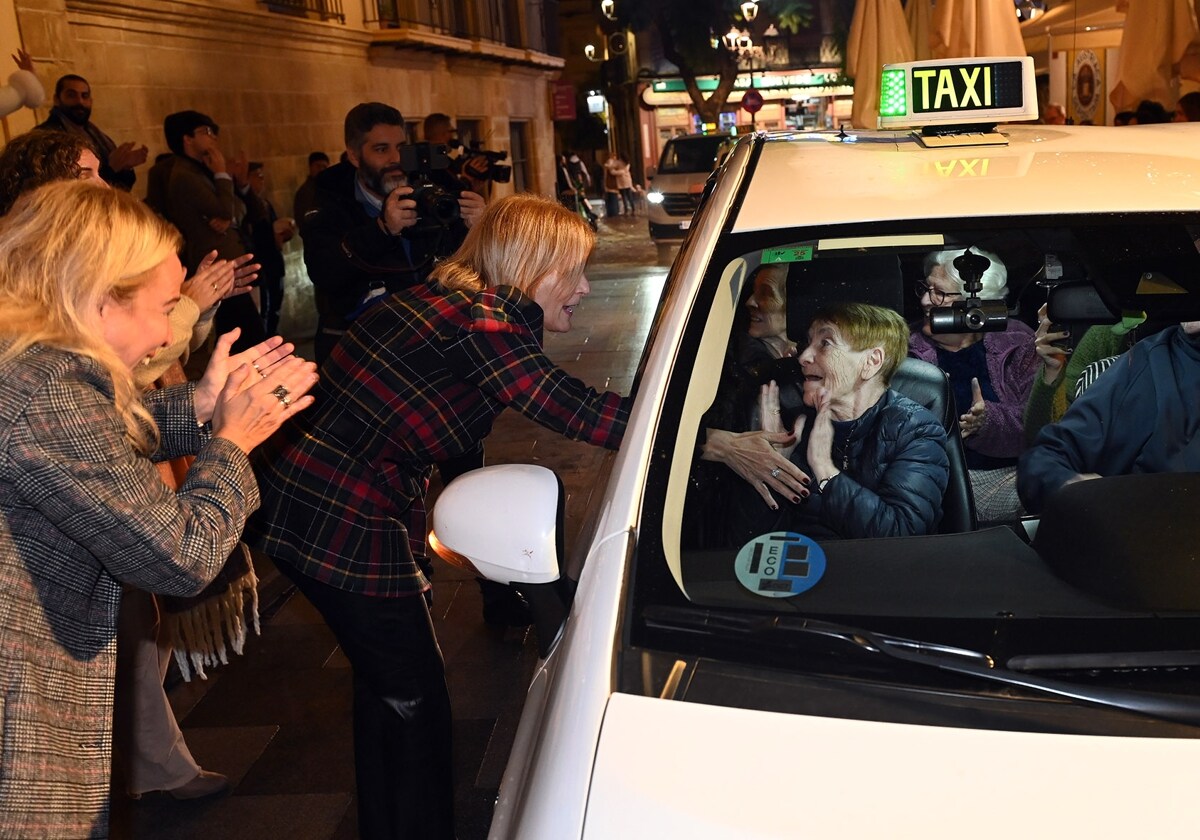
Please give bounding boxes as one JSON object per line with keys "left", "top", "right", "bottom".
{"left": 762, "top": 245, "right": 814, "bottom": 264}
{"left": 734, "top": 532, "right": 827, "bottom": 598}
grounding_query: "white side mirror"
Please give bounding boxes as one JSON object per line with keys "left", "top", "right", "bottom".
{"left": 429, "top": 464, "right": 561, "bottom": 585}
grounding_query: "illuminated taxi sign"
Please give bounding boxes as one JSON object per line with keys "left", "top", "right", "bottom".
{"left": 877, "top": 56, "right": 1038, "bottom": 129}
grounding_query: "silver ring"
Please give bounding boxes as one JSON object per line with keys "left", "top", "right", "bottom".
{"left": 770, "top": 468, "right": 781, "bottom": 479}
{"left": 768, "top": 408, "right": 781, "bottom": 414}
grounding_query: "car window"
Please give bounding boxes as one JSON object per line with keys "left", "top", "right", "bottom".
{"left": 639, "top": 214, "right": 1200, "bottom": 648}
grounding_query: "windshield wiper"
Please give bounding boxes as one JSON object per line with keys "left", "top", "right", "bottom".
{"left": 642, "top": 606, "right": 1200, "bottom": 728}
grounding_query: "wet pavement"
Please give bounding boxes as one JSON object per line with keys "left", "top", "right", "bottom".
{"left": 114, "top": 210, "right": 672, "bottom": 839}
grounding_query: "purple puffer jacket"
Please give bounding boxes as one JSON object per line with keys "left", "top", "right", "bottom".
{"left": 909, "top": 319, "right": 1038, "bottom": 459}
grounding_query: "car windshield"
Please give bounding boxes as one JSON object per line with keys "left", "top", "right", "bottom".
{"left": 657, "top": 135, "right": 733, "bottom": 175}
{"left": 629, "top": 212, "right": 1200, "bottom": 699}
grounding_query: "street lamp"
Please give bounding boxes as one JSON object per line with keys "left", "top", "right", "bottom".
{"left": 722, "top": 26, "right": 741, "bottom": 51}
{"left": 584, "top": 43, "right": 600, "bottom": 61}
{"left": 600, "top": 0, "right": 616, "bottom": 21}
{"left": 741, "top": 1, "right": 759, "bottom": 23}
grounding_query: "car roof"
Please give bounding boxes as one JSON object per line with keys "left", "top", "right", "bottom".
{"left": 732, "top": 124, "right": 1200, "bottom": 234}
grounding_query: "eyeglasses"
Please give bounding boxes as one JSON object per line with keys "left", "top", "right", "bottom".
{"left": 914, "top": 281, "right": 962, "bottom": 305}
{"left": 195, "top": 126, "right": 218, "bottom": 137}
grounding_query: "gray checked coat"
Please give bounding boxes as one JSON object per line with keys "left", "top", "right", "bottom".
{"left": 0, "top": 345, "right": 259, "bottom": 838}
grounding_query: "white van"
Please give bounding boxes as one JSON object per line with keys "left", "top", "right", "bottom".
{"left": 645, "top": 132, "right": 736, "bottom": 244}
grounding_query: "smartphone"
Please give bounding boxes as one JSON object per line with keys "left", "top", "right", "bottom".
{"left": 1048, "top": 322, "right": 1071, "bottom": 352}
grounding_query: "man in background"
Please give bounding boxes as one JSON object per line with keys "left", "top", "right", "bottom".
{"left": 36, "top": 74, "right": 147, "bottom": 190}
{"left": 300, "top": 101, "right": 483, "bottom": 364}
{"left": 292, "top": 150, "right": 329, "bottom": 228}
{"left": 158, "top": 109, "right": 266, "bottom": 353}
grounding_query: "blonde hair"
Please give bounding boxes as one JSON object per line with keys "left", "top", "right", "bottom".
{"left": 431, "top": 193, "right": 594, "bottom": 301}
{"left": 811, "top": 302, "right": 909, "bottom": 385}
{"left": 0, "top": 181, "right": 183, "bottom": 453}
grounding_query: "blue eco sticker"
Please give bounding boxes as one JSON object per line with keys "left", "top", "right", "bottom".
{"left": 734, "top": 532, "right": 827, "bottom": 598}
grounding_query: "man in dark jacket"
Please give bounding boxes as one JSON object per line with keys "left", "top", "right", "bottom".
{"left": 1018, "top": 321, "right": 1200, "bottom": 513}
{"left": 36, "top": 74, "right": 147, "bottom": 190}
{"left": 301, "top": 102, "right": 485, "bottom": 364}
{"left": 158, "top": 110, "right": 267, "bottom": 354}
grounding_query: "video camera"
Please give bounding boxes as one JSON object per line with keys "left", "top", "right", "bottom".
{"left": 448, "top": 140, "right": 512, "bottom": 184}
{"left": 928, "top": 247, "right": 1009, "bottom": 333}
{"left": 398, "top": 142, "right": 461, "bottom": 229}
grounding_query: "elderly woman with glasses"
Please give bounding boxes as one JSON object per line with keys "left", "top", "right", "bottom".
{"left": 908, "top": 247, "right": 1038, "bottom": 521}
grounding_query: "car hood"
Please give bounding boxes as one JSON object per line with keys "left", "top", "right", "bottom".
{"left": 583, "top": 692, "right": 1198, "bottom": 839}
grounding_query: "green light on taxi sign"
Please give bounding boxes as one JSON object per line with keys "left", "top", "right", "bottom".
{"left": 876, "top": 56, "right": 1038, "bottom": 129}
{"left": 762, "top": 246, "right": 814, "bottom": 264}
{"left": 879, "top": 69, "right": 907, "bottom": 117}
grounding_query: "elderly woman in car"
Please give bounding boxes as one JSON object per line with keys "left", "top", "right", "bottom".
{"left": 908, "top": 247, "right": 1037, "bottom": 521}
{"left": 714, "top": 301, "right": 949, "bottom": 541}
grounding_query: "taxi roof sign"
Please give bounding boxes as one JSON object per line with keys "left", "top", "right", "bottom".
{"left": 877, "top": 56, "right": 1038, "bottom": 130}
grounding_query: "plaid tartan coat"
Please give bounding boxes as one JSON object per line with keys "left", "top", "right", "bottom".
{"left": 250, "top": 283, "right": 630, "bottom": 597}
{"left": 0, "top": 345, "right": 259, "bottom": 838}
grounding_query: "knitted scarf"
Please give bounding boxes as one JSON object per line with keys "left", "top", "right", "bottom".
{"left": 153, "top": 361, "right": 260, "bottom": 681}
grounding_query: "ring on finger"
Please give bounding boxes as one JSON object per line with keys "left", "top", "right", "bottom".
{"left": 272, "top": 384, "right": 290, "bottom": 404}
{"left": 770, "top": 467, "right": 782, "bottom": 479}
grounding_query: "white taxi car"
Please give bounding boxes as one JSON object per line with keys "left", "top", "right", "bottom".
{"left": 432, "top": 57, "right": 1200, "bottom": 839}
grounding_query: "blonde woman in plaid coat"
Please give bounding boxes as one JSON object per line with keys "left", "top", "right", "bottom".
{"left": 0, "top": 182, "right": 318, "bottom": 837}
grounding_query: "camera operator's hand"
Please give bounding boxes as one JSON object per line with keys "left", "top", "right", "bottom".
{"left": 381, "top": 185, "right": 419, "bottom": 235}
{"left": 458, "top": 190, "right": 486, "bottom": 229}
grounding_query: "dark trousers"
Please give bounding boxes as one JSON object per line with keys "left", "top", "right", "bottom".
{"left": 276, "top": 562, "right": 455, "bottom": 840}
{"left": 313, "top": 321, "right": 345, "bottom": 367}
{"left": 259, "top": 270, "right": 284, "bottom": 337}
{"left": 214, "top": 294, "right": 268, "bottom": 354}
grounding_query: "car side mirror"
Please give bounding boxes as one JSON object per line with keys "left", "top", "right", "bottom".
{"left": 429, "top": 464, "right": 572, "bottom": 656}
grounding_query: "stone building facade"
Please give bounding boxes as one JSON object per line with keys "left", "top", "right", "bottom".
{"left": 2, "top": 0, "right": 564, "bottom": 339}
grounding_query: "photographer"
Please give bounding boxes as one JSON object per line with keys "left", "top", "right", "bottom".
{"left": 301, "top": 102, "right": 485, "bottom": 364}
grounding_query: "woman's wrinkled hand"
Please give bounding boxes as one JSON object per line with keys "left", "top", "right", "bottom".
{"left": 212, "top": 357, "right": 318, "bottom": 454}
{"left": 959, "top": 377, "right": 987, "bottom": 439}
{"left": 702, "top": 427, "right": 810, "bottom": 509}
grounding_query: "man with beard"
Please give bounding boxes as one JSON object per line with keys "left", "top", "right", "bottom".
{"left": 36, "top": 74, "right": 147, "bottom": 191}
{"left": 301, "top": 102, "right": 485, "bottom": 364}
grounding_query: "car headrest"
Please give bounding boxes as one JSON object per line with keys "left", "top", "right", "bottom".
{"left": 786, "top": 254, "right": 906, "bottom": 341}
{"left": 888, "top": 358, "right": 954, "bottom": 429}
{"left": 1033, "top": 472, "right": 1200, "bottom": 611}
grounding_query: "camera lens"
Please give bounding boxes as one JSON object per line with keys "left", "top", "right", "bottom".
{"left": 426, "top": 192, "right": 460, "bottom": 226}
